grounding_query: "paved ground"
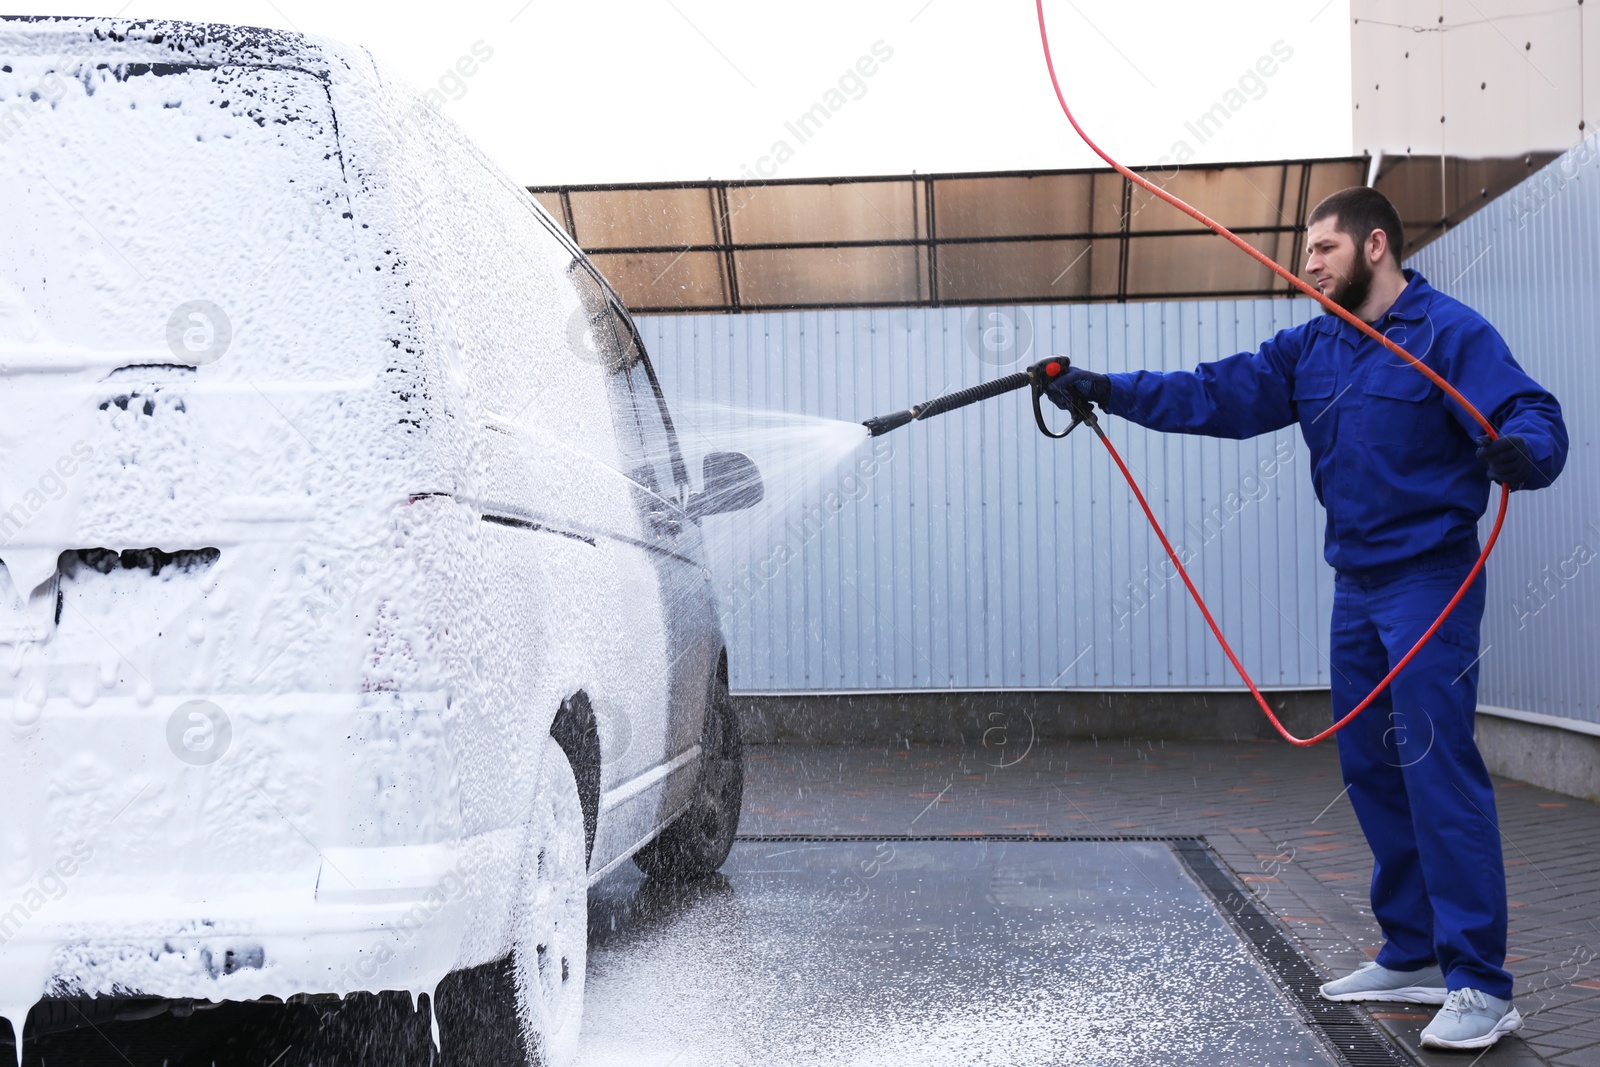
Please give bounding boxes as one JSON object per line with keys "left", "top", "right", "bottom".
{"left": 739, "top": 739, "right": 1600, "bottom": 1066}
{"left": 580, "top": 839, "right": 1334, "bottom": 1065}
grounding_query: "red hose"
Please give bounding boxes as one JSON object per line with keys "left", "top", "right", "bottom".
{"left": 1035, "top": 1, "right": 1512, "bottom": 746}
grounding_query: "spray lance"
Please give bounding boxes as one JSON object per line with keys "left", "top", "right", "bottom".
{"left": 862, "top": 357, "right": 1101, "bottom": 442}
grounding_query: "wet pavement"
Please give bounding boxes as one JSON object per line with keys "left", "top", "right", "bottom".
{"left": 726, "top": 740, "right": 1600, "bottom": 1067}
{"left": 579, "top": 837, "right": 1335, "bottom": 1066}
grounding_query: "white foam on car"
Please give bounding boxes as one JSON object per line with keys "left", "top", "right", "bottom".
{"left": 0, "top": 17, "right": 653, "bottom": 1059}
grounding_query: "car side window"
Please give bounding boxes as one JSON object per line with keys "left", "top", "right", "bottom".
{"left": 608, "top": 308, "right": 684, "bottom": 499}
{"left": 635, "top": 354, "right": 690, "bottom": 489}
{"left": 564, "top": 258, "right": 689, "bottom": 511}
{"left": 566, "top": 260, "right": 624, "bottom": 374}
{"left": 566, "top": 260, "right": 652, "bottom": 473}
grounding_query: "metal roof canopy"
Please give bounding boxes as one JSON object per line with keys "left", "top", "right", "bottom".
{"left": 530, "top": 154, "right": 1550, "bottom": 314}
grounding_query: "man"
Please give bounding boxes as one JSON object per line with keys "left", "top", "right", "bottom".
{"left": 1050, "top": 186, "right": 1567, "bottom": 1052}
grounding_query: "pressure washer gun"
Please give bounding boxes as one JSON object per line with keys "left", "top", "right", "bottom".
{"left": 862, "top": 357, "right": 1100, "bottom": 440}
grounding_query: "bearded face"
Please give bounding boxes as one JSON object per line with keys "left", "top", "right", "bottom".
{"left": 1325, "top": 246, "right": 1375, "bottom": 314}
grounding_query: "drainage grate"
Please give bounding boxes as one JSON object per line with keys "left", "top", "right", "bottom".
{"left": 1169, "top": 841, "right": 1412, "bottom": 1067}
{"left": 736, "top": 832, "right": 1193, "bottom": 843}
{"left": 737, "top": 834, "right": 1414, "bottom": 1067}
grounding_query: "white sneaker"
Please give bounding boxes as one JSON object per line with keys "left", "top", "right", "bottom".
{"left": 1318, "top": 960, "right": 1448, "bottom": 1004}
{"left": 1420, "top": 988, "right": 1521, "bottom": 1051}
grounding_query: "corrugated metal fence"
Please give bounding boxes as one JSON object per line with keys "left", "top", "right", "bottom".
{"left": 639, "top": 300, "right": 1334, "bottom": 693}
{"left": 1410, "top": 137, "right": 1600, "bottom": 727}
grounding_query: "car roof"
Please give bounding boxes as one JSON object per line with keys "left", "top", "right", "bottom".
{"left": 0, "top": 15, "right": 370, "bottom": 84}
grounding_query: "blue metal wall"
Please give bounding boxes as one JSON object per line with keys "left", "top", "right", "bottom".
{"left": 1410, "top": 137, "right": 1600, "bottom": 727}
{"left": 640, "top": 300, "right": 1334, "bottom": 693}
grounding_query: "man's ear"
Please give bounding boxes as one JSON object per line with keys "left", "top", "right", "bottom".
{"left": 1366, "top": 227, "right": 1388, "bottom": 265}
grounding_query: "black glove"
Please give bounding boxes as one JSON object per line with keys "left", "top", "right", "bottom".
{"left": 1476, "top": 433, "right": 1535, "bottom": 487}
{"left": 1045, "top": 367, "right": 1111, "bottom": 412}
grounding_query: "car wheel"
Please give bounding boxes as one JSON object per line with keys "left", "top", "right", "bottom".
{"left": 513, "top": 734, "right": 588, "bottom": 1067}
{"left": 633, "top": 673, "right": 743, "bottom": 882}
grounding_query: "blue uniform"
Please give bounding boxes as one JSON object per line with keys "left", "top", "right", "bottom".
{"left": 1104, "top": 270, "right": 1567, "bottom": 998}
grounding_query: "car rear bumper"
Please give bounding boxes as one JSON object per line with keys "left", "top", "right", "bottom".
{"left": 0, "top": 825, "right": 522, "bottom": 1006}
{"left": 0, "top": 690, "right": 526, "bottom": 1008}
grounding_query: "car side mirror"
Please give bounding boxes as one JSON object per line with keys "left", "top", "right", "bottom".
{"left": 686, "top": 451, "right": 764, "bottom": 520}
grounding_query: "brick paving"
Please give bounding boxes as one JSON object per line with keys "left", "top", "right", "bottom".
{"left": 740, "top": 739, "right": 1600, "bottom": 1066}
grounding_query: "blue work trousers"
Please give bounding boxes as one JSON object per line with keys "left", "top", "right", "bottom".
{"left": 1330, "top": 547, "right": 1512, "bottom": 999}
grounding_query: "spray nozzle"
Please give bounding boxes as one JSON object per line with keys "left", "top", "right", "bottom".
{"left": 863, "top": 409, "right": 916, "bottom": 438}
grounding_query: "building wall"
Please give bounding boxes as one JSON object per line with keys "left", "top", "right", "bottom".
{"left": 639, "top": 300, "right": 1334, "bottom": 693}
{"left": 1352, "top": 0, "right": 1600, "bottom": 159}
{"left": 1409, "top": 136, "right": 1600, "bottom": 729}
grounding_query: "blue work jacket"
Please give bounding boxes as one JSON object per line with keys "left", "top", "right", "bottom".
{"left": 1104, "top": 270, "right": 1567, "bottom": 574}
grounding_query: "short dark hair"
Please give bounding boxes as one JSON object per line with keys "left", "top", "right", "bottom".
{"left": 1307, "top": 186, "right": 1405, "bottom": 263}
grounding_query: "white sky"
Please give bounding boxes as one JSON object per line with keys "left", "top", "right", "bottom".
{"left": 4, "top": 0, "right": 1354, "bottom": 184}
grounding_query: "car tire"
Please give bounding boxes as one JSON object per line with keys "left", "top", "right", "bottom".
{"left": 633, "top": 673, "right": 743, "bottom": 882}
{"left": 512, "top": 735, "right": 589, "bottom": 1067}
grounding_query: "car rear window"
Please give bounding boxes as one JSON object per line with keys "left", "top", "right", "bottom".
{"left": 0, "top": 60, "right": 361, "bottom": 378}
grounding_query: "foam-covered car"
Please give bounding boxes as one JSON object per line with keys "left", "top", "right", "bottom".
{"left": 0, "top": 17, "right": 759, "bottom": 1064}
